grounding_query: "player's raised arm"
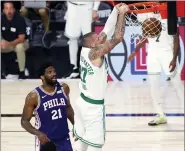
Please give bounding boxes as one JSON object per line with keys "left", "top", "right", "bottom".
{"left": 88, "top": 4, "right": 128, "bottom": 61}
{"left": 93, "top": 4, "right": 120, "bottom": 46}
{"left": 62, "top": 83, "right": 74, "bottom": 126}
{"left": 128, "top": 38, "right": 148, "bottom": 62}
{"left": 21, "top": 91, "right": 50, "bottom": 144}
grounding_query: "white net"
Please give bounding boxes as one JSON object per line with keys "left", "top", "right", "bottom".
{"left": 125, "top": 3, "right": 163, "bottom": 44}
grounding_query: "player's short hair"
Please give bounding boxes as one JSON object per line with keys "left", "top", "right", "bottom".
{"left": 2, "top": 1, "right": 15, "bottom": 8}
{"left": 40, "top": 142, "right": 57, "bottom": 151}
{"left": 37, "top": 62, "right": 53, "bottom": 78}
{"left": 81, "top": 32, "right": 96, "bottom": 47}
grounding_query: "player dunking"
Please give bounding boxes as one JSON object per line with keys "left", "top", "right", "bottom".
{"left": 73, "top": 3, "right": 129, "bottom": 151}
{"left": 128, "top": 13, "right": 179, "bottom": 126}
{"left": 21, "top": 63, "right": 74, "bottom": 151}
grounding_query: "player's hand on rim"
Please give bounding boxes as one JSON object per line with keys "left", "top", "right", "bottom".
{"left": 115, "top": 3, "right": 129, "bottom": 14}
{"left": 37, "top": 131, "right": 50, "bottom": 144}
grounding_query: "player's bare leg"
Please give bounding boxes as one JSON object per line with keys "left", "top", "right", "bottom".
{"left": 148, "top": 74, "right": 167, "bottom": 126}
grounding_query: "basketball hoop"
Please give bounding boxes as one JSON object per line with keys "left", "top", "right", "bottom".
{"left": 125, "top": 2, "right": 167, "bottom": 44}
{"left": 127, "top": 2, "right": 167, "bottom": 19}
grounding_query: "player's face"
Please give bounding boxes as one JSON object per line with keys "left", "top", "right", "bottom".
{"left": 92, "top": 33, "right": 98, "bottom": 41}
{"left": 92, "top": 33, "right": 106, "bottom": 47}
{"left": 44, "top": 66, "right": 57, "bottom": 85}
{"left": 3, "top": 3, "right": 15, "bottom": 20}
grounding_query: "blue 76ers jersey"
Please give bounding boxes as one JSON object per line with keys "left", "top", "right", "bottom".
{"left": 34, "top": 84, "right": 69, "bottom": 140}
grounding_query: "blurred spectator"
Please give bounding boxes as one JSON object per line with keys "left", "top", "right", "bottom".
{"left": 1, "top": 1, "right": 29, "bottom": 79}
{"left": 64, "top": 1, "right": 100, "bottom": 79}
{"left": 20, "top": 1, "right": 50, "bottom": 32}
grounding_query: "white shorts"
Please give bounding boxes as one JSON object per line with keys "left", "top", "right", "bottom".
{"left": 35, "top": 137, "right": 40, "bottom": 151}
{"left": 65, "top": 2, "right": 93, "bottom": 39}
{"left": 73, "top": 93, "right": 106, "bottom": 148}
{"left": 147, "top": 50, "right": 177, "bottom": 77}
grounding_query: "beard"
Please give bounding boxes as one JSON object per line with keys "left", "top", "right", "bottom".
{"left": 45, "top": 78, "right": 57, "bottom": 86}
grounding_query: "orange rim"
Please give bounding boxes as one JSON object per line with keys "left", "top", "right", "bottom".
{"left": 128, "top": 2, "right": 160, "bottom": 7}
{"left": 127, "top": 2, "right": 167, "bottom": 18}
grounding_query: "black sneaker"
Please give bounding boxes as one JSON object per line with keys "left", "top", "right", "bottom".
{"left": 19, "top": 71, "right": 26, "bottom": 79}
{"left": 65, "top": 68, "right": 80, "bottom": 79}
{"left": 166, "top": 77, "right": 171, "bottom": 81}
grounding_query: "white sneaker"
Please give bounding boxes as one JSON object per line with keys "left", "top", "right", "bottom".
{"left": 148, "top": 114, "right": 167, "bottom": 126}
{"left": 6, "top": 74, "right": 18, "bottom": 80}
{"left": 65, "top": 67, "right": 79, "bottom": 79}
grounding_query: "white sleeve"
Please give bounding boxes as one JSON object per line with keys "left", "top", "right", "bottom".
{"left": 93, "top": 1, "right": 100, "bottom": 11}
{"left": 101, "top": 7, "right": 118, "bottom": 37}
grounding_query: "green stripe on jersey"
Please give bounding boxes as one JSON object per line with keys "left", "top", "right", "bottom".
{"left": 80, "top": 93, "right": 104, "bottom": 105}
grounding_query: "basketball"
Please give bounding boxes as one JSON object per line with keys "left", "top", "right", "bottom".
{"left": 142, "top": 18, "right": 162, "bottom": 38}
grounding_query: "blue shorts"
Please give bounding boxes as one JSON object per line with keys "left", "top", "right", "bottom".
{"left": 36, "top": 135, "right": 73, "bottom": 151}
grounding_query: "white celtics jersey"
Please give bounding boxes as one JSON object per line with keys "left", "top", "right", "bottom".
{"left": 147, "top": 19, "right": 174, "bottom": 52}
{"left": 79, "top": 47, "right": 108, "bottom": 100}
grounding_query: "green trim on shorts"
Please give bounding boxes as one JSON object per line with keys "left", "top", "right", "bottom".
{"left": 80, "top": 93, "right": 104, "bottom": 105}
{"left": 73, "top": 105, "right": 106, "bottom": 148}
{"left": 73, "top": 129, "right": 103, "bottom": 148}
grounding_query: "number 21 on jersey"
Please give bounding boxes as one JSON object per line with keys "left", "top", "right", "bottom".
{"left": 51, "top": 109, "right": 62, "bottom": 120}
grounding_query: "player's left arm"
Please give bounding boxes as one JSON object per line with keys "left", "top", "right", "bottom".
{"left": 169, "top": 29, "right": 179, "bottom": 72}
{"left": 88, "top": 11, "right": 127, "bottom": 61}
{"left": 62, "top": 83, "right": 74, "bottom": 125}
{"left": 89, "top": 4, "right": 129, "bottom": 61}
{"left": 92, "top": 4, "right": 121, "bottom": 47}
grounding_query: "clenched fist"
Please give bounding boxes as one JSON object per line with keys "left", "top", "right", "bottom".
{"left": 115, "top": 3, "right": 129, "bottom": 14}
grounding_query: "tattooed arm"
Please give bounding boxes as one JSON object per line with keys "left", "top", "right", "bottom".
{"left": 89, "top": 12, "right": 126, "bottom": 61}
{"left": 92, "top": 6, "right": 119, "bottom": 47}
